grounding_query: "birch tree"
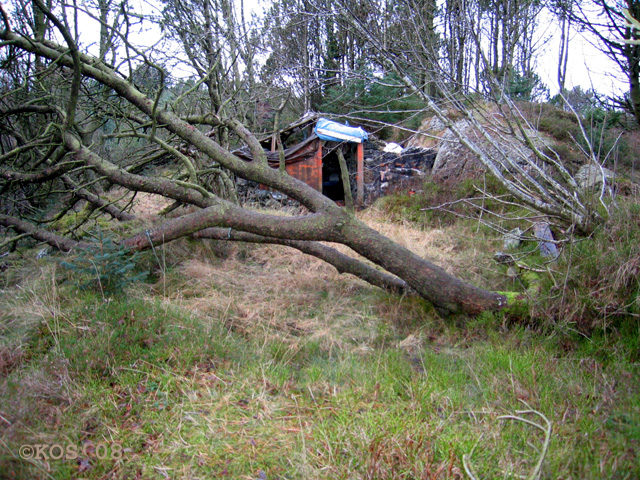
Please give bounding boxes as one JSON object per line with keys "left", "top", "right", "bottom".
{"left": 336, "top": 0, "right": 605, "bottom": 234}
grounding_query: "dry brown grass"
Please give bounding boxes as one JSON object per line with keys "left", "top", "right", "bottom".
{"left": 155, "top": 244, "right": 379, "bottom": 355}
{"left": 0, "top": 197, "right": 497, "bottom": 374}
{"left": 0, "top": 264, "right": 76, "bottom": 456}
{"left": 357, "top": 207, "right": 500, "bottom": 285}
{"left": 110, "top": 189, "right": 174, "bottom": 221}
{"left": 114, "top": 182, "right": 496, "bottom": 288}
{"left": 139, "top": 204, "right": 498, "bottom": 362}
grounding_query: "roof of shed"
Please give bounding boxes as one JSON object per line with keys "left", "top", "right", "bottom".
{"left": 233, "top": 134, "right": 321, "bottom": 167}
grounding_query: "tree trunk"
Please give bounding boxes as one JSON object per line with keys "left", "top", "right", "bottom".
{"left": 120, "top": 199, "right": 506, "bottom": 316}
{"left": 0, "top": 24, "right": 509, "bottom": 317}
{"left": 340, "top": 217, "right": 505, "bottom": 315}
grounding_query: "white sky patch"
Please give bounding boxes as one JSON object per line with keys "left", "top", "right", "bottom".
{"left": 536, "top": 16, "right": 627, "bottom": 99}
{"left": 70, "top": 0, "right": 266, "bottom": 79}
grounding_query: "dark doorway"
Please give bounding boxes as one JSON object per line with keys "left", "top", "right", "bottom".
{"left": 322, "top": 145, "right": 358, "bottom": 201}
{"left": 322, "top": 152, "right": 344, "bottom": 201}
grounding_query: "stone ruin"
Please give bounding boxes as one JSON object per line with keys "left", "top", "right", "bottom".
{"left": 362, "top": 143, "right": 436, "bottom": 204}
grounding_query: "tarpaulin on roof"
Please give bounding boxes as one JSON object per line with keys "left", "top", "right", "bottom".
{"left": 314, "top": 118, "right": 368, "bottom": 143}
{"left": 233, "top": 135, "right": 321, "bottom": 166}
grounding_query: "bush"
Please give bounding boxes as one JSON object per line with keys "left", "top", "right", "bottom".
{"left": 536, "top": 201, "right": 640, "bottom": 334}
{"left": 375, "top": 176, "right": 511, "bottom": 228}
{"left": 528, "top": 102, "right": 639, "bottom": 170}
{"left": 536, "top": 107, "right": 581, "bottom": 142}
{"left": 58, "top": 231, "right": 148, "bottom": 294}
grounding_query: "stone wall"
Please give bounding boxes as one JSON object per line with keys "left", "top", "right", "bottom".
{"left": 363, "top": 142, "right": 436, "bottom": 203}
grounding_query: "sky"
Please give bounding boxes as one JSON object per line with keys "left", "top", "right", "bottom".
{"left": 535, "top": 13, "right": 627, "bottom": 99}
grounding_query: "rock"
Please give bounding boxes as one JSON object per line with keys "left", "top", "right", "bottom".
{"left": 432, "top": 119, "right": 551, "bottom": 183}
{"left": 428, "top": 115, "right": 448, "bottom": 132}
{"left": 431, "top": 120, "right": 484, "bottom": 181}
{"left": 575, "top": 163, "right": 615, "bottom": 191}
{"left": 399, "top": 147, "right": 436, "bottom": 170}
{"left": 533, "top": 222, "right": 558, "bottom": 259}
{"left": 503, "top": 227, "right": 523, "bottom": 250}
{"left": 362, "top": 142, "right": 436, "bottom": 203}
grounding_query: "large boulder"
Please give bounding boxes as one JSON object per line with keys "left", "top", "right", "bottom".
{"left": 574, "top": 163, "right": 616, "bottom": 191}
{"left": 413, "top": 116, "right": 552, "bottom": 183}
{"left": 431, "top": 120, "right": 485, "bottom": 181}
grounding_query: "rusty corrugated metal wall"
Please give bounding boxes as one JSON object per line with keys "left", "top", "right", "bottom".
{"left": 233, "top": 133, "right": 364, "bottom": 201}
{"left": 284, "top": 140, "right": 323, "bottom": 192}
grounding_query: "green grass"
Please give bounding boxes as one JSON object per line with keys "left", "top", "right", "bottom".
{"left": 1, "top": 279, "right": 638, "bottom": 479}
{"left": 1, "top": 205, "right": 639, "bottom": 479}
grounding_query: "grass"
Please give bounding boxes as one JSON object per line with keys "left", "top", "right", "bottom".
{"left": 0, "top": 207, "right": 639, "bottom": 479}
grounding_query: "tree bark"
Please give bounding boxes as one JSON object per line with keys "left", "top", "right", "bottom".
{"left": 339, "top": 217, "right": 506, "bottom": 315}
{"left": 0, "top": 27, "right": 509, "bottom": 316}
{"left": 119, "top": 200, "right": 506, "bottom": 315}
{"left": 0, "top": 215, "right": 89, "bottom": 252}
{"left": 194, "top": 227, "right": 409, "bottom": 294}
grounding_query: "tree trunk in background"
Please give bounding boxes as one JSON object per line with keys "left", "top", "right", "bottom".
{"left": 627, "top": 2, "right": 640, "bottom": 126}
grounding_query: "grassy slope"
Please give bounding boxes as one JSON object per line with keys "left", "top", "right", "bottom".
{"left": 0, "top": 208, "right": 638, "bottom": 479}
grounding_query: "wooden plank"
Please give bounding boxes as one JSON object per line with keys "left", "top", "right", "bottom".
{"left": 356, "top": 142, "right": 364, "bottom": 205}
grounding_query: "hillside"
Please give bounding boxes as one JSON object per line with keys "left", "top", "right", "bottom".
{"left": 2, "top": 1, "right": 640, "bottom": 476}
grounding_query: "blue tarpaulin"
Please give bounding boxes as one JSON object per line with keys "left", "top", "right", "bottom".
{"left": 314, "top": 118, "right": 368, "bottom": 143}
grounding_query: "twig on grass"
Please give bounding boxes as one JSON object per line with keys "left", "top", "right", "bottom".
{"left": 463, "top": 409, "right": 552, "bottom": 480}
{"left": 497, "top": 410, "right": 552, "bottom": 480}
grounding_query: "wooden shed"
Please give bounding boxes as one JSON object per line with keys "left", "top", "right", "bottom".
{"left": 233, "top": 115, "right": 366, "bottom": 205}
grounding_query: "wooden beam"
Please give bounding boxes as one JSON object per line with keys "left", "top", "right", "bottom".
{"left": 356, "top": 143, "right": 364, "bottom": 205}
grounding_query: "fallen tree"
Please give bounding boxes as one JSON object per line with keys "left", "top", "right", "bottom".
{"left": 0, "top": 2, "right": 512, "bottom": 316}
